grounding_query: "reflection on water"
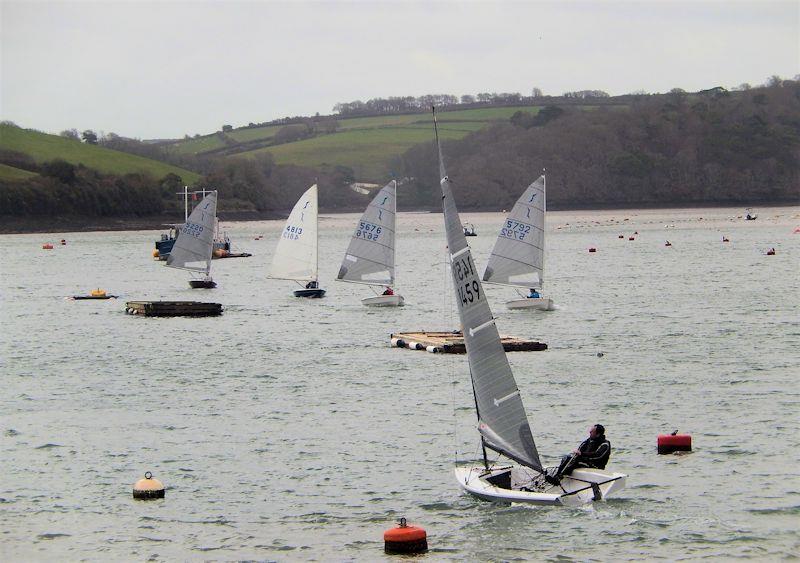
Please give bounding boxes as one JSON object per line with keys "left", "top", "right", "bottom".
{"left": 1, "top": 207, "right": 798, "bottom": 560}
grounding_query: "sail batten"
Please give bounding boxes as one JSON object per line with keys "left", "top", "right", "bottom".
{"left": 482, "top": 176, "right": 547, "bottom": 289}
{"left": 269, "top": 185, "right": 319, "bottom": 282}
{"left": 166, "top": 191, "right": 217, "bottom": 275}
{"left": 433, "top": 109, "right": 542, "bottom": 472}
{"left": 336, "top": 180, "right": 397, "bottom": 287}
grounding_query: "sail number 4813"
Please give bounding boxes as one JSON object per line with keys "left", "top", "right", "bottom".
{"left": 452, "top": 254, "right": 481, "bottom": 307}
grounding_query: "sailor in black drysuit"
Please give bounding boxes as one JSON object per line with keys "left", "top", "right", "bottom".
{"left": 546, "top": 424, "right": 611, "bottom": 484}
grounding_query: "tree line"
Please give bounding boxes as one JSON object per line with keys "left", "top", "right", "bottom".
{"left": 394, "top": 80, "right": 800, "bottom": 210}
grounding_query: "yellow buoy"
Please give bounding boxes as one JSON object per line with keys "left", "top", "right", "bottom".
{"left": 133, "top": 471, "right": 165, "bottom": 500}
{"left": 152, "top": 249, "right": 160, "bottom": 258}
{"left": 90, "top": 288, "right": 107, "bottom": 297}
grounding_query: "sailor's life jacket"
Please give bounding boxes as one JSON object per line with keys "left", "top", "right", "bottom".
{"left": 577, "top": 436, "right": 611, "bottom": 469}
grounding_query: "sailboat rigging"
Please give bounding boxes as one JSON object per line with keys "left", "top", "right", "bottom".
{"left": 336, "top": 180, "right": 404, "bottom": 306}
{"left": 482, "top": 175, "right": 554, "bottom": 310}
{"left": 433, "top": 107, "right": 626, "bottom": 505}
{"left": 165, "top": 190, "right": 218, "bottom": 288}
{"left": 269, "top": 184, "right": 325, "bottom": 298}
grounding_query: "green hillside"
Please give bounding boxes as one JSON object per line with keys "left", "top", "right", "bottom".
{"left": 232, "top": 106, "right": 542, "bottom": 180}
{"left": 0, "top": 124, "right": 200, "bottom": 183}
{"left": 0, "top": 163, "right": 38, "bottom": 181}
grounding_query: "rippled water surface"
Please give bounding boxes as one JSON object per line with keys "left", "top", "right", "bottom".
{"left": 2, "top": 206, "right": 799, "bottom": 561}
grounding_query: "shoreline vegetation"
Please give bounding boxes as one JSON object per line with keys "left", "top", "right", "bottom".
{"left": 2, "top": 80, "right": 797, "bottom": 233}
{"left": 2, "top": 201, "right": 798, "bottom": 235}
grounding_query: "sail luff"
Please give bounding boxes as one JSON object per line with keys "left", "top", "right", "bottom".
{"left": 434, "top": 111, "right": 542, "bottom": 472}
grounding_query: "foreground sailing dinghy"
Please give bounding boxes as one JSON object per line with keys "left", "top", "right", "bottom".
{"left": 483, "top": 175, "right": 553, "bottom": 311}
{"left": 433, "top": 110, "right": 626, "bottom": 506}
{"left": 336, "top": 180, "right": 404, "bottom": 306}
{"left": 166, "top": 190, "right": 218, "bottom": 288}
{"left": 269, "top": 184, "right": 325, "bottom": 298}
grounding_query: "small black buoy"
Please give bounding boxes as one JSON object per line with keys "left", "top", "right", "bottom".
{"left": 133, "top": 471, "right": 165, "bottom": 499}
{"left": 384, "top": 517, "right": 427, "bottom": 554}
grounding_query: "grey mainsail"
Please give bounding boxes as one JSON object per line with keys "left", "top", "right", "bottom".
{"left": 336, "top": 180, "right": 397, "bottom": 286}
{"left": 434, "top": 111, "right": 542, "bottom": 472}
{"left": 166, "top": 190, "right": 217, "bottom": 274}
{"left": 482, "top": 176, "right": 546, "bottom": 288}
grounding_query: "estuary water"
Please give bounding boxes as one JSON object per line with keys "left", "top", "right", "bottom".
{"left": 1, "top": 206, "right": 799, "bottom": 561}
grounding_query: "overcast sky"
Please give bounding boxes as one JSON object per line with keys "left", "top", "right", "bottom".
{"left": 2, "top": 1, "right": 798, "bottom": 139}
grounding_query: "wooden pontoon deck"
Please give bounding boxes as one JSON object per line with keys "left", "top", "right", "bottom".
{"left": 390, "top": 331, "right": 547, "bottom": 354}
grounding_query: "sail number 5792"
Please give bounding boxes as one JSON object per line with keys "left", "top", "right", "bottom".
{"left": 452, "top": 254, "right": 482, "bottom": 307}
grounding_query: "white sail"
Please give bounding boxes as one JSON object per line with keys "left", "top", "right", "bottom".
{"left": 482, "top": 176, "right": 546, "bottom": 288}
{"left": 166, "top": 190, "right": 217, "bottom": 274}
{"left": 336, "top": 180, "right": 396, "bottom": 286}
{"left": 269, "top": 184, "right": 318, "bottom": 282}
{"left": 434, "top": 112, "right": 542, "bottom": 472}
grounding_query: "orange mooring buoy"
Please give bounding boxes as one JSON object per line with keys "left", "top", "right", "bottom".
{"left": 133, "top": 471, "right": 165, "bottom": 499}
{"left": 384, "top": 518, "right": 427, "bottom": 554}
{"left": 657, "top": 432, "right": 692, "bottom": 454}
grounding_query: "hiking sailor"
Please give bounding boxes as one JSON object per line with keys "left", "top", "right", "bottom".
{"left": 546, "top": 424, "right": 611, "bottom": 484}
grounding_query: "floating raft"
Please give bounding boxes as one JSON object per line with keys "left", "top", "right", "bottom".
{"left": 391, "top": 331, "right": 547, "bottom": 354}
{"left": 125, "top": 301, "right": 222, "bottom": 317}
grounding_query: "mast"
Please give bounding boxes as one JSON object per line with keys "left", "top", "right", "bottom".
{"left": 541, "top": 169, "right": 546, "bottom": 290}
{"left": 434, "top": 106, "right": 543, "bottom": 474}
{"left": 315, "top": 181, "right": 319, "bottom": 284}
{"left": 184, "top": 185, "right": 189, "bottom": 222}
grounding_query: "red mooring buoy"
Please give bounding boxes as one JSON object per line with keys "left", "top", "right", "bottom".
{"left": 658, "top": 432, "right": 692, "bottom": 454}
{"left": 384, "top": 517, "right": 427, "bottom": 554}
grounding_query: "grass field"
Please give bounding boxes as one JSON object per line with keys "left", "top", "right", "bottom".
{"left": 0, "top": 125, "right": 201, "bottom": 183}
{"left": 232, "top": 106, "right": 540, "bottom": 179}
{"left": 0, "top": 163, "right": 38, "bottom": 181}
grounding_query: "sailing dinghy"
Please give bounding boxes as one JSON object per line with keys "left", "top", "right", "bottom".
{"left": 336, "top": 180, "right": 404, "bottom": 306}
{"left": 433, "top": 109, "right": 626, "bottom": 505}
{"left": 166, "top": 190, "right": 217, "bottom": 288}
{"left": 269, "top": 184, "right": 325, "bottom": 298}
{"left": 483, "top": 175, "right": 553, "bottom": 311}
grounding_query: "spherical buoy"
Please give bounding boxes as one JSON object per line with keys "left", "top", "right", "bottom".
{"left": 152, "top": 249, "right": 160, "bottom": 258}
{"left": 657, "top": 432, "right": 692, "bottom": 454}
{"left": 133, "top": 471, "right": 165, "bottom": 499}
{"left": 384, "top": 518, "right": 427, "bottom": 554}
{"left": 90, "top": 288, "right": 107, "bottom": 297}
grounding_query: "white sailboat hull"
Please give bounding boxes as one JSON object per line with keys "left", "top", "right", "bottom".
{"left": 454, "top": 465, "right": 626, "bottom": 506}
{"left": 361, "top": 294, "right": 404, "bottom": 307}
{"left": 506, "top": 297, "right": 554, "bottom": 311}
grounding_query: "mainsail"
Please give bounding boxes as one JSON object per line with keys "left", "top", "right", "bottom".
{"left": 482, "top": 176, "right": 546, "bottom": 288}
{"left": 269, "top": 184, "right": 318, "bottom": 282}
{"left": 336, "top": 180, "right": 397, "bottom": 286}
{"left": 434, "top": 111, "right": 542, "bottom": 472}
{"left": 166, "top": 190, "right": 217, "bottom": 274}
